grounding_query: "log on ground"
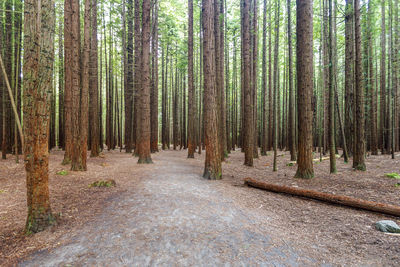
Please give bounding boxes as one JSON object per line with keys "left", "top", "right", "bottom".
{"left": 244, "top": 177, "right": 400, "bottom": 217}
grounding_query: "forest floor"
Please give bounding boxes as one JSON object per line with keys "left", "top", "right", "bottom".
{"left": 1, "top": 148, "right": 400, "bottom": 266}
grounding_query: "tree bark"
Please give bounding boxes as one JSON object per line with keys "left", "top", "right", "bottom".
{"left": 353, "top": 0, "right": 366, "bottom": 171}
{"left": 295, "top": 0, "right": 314, "bottom": 179}
{"left": 202, "top": 0, "right": 222, "bottom": 179}
{"left": 188, "top": 0, "right": 196, "bottom": 158}
{"left": 244, "top": 178, "right": 400, "bottom": 217}
{"left": 137, "top": 0, "right": 153, "bottom": 163}
{"left": 24, "top": 0, "right": 55, "bottom": 233}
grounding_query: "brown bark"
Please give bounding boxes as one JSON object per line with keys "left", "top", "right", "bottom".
{"left": 353, "top": 0, "right": 366, "bottom": 171}
{"left": 58, "top": 10, "right": 64, "bottom": 150}
{"left": 125, "top": 0, "right": 134, "bottom": 153}
{"left": 89, "top": 0, "right": 100, "bottom": 157}
{"left": 137, "top": 0, "right": 153, "bottom": 163}
{"left": 133, "top": 0, "right": 142, "bottom": 154}
{"left": 287, "top": 0, "right": 296, "bottom": 161}
{"left": 244, "top": 178, "right": 400, "bottom": 217}
{"left": 24, "top": 0, "right": 55, "bottom": 233}
{"left": 380, "top": 0, "right": 387, "bottom": 154}
{"left": 70, "top": 0, "right": 88, "bottom": 171}
{"left": 150, "top": 0, "right": 159, "bottom": 153}
{"left": 345, "top": 0, "right": 354, "bottom": 156}
{"left": 242, "top": 0, "right": 253, "bottom": 167}
{"left": 202, "top": 0, "right": 221, "bottom": 179}
{"left": 261, "top": 0, "right": 267, "bottom": 155}
{"left": 63, "top": 0, "right": 73, "bottom": 165}
{"left": 295, "top": 0, "right": 314, "bottom": 179}
{"left": 188, "top": 0, "right": 196, "bottom": 158}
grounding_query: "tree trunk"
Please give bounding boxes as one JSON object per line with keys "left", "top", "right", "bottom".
{"left": 287, "top": 0, "right": 296, "bottom": 161}
{"left": 295, "top": 0, "right": 314, "bottom": 179}
{"left": 244, "top": 178, "right": 400, "bottom": 217}
{"left": 188, "top": 0, "right": 196, "bottom": 158}
{"left": 380, "top": 0, "right": 387, "bottom": 154}
{"left": 124, "top": 0, "right": 134, "bottom": 153}
{"left": 328, "top": 0, "right": 336, "bottom": 173}
{"left": 353, "top": 0, "right": 366, "bottom": 170}
{"left": 273, "top": 0, "right": 280, "bottom": 172}
{"left": 89, "top": 0, "right": 100, "bottom": 157}
{"left": 137, "top": 0, "right": 153, "bottom": 163}
{"left": 24, "top": 0, "right": 55, "bottom": 233}
{"left": 150, "top": 0, "right": 159, "bottom": 153}
{"left": 202, "top": 0, "right": 222, "bottom": 179}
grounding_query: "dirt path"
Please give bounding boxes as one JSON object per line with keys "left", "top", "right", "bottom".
{"left": 21, "top": 151, "right": 315, "bottom": 266}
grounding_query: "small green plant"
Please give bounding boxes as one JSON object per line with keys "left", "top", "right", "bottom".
{"left": 395, "top": 183, "right": 400, "bottom": 188}
{"left": 0, "top": 189, "right": 5, "bottom": 194}
{"left": 385, "top": 173, "right": 400, "bottom": 179}
{"left": 89, "top": 180, "right": 116, "bottom": 188}
{"left": 56, "top": 170, "right": 68, "bottom": 176}
{"left": 286, "top": 162, "right": 294, "bottom": 167}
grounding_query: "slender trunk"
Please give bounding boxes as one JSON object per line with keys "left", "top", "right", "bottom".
{"left": 353, "top": 0, "right": 366, "bottom": 170}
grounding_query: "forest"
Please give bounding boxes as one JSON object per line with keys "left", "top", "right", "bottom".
{"left": 1, "top": 0, "right": 400, "bottom": 265}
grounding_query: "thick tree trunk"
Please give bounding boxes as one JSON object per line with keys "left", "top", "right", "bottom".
{"left": 150, "top": 0, "right": 159, "bottom": 153}
{"left": 202, "top": 0, "right": 221, "bottom": 179}
{"left": 242, "top": 0, "right": 253, "bottom": 167}
{"left": 89, "top": 0, "right": 100, "bottom": 157}
{"left": 328, "top": 0, "right": 336, "bottom": 173}
{"left": 63, "top": 0, "right": 74, "bottom": 165}
{"left": 295, "top": 0, "right": 314, "bottom": 179}
{"left": 24, "top": 0, "right": 55, "bottom": 233}
{"left": 137, "top": 0, "right": 153, "bottom": 163}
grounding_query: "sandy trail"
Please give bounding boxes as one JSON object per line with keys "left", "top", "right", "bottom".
{"left": 21, "top": 151, "right": 315, "bottom": 266}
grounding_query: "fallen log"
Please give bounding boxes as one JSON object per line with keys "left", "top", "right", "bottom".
{"left": 244, "top": 178, "right": 400, "bottom": 217}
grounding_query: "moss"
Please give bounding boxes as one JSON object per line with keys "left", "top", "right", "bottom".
{"left": 137, "top": 157, "right": 153, "bottom": 164}
{"left": 385, "top": 173, "right": 400, "bottom": 179}
{"left": 56, "top": 170, "right": 68, "bottom": 176}
{"left": 294, "top": 169, "right": 314, "bottom": 179}
{"left": 89, "top": 179, "right": 116, "bottom": 188}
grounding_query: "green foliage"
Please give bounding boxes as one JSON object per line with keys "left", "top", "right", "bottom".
{"left": 89, "top": 180, "right": 116, "bottom": 188}
{"left": 0, "top": 189, "right": 5, "bottom": 194}
{"left": 56, "top": 170, "right": 68, "bottom": 176}
{"left": 385, "top": 173, "right": 400, "bottom": 179}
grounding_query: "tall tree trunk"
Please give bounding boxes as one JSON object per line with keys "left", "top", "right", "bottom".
{"left": 273, "top": 0, "right": 280, "bottom": 172}
{"left": 89, "top": 0, "right": 100, "bottom": 157}
{"left": 295, "top": 0, "right": 314, "bottom": 179}
{"left": 133, "top": 0, "right": 142, "bottom": 154}
{"left": 345, "top": 0, "right": 354, "bottom": 157}
{"left": 261, "top": 0, "right": 268, "bottom": 155}
{"left": 353, "top": 0, "right": 366, "bottom": 171}
{"left": 24, "top": 0, "right": 55, "bottom": 233}
{"left": 150, "top": 0, "right": 159, "bottom": 153}
{"left": 137, "top": 0, "right": 153, "bottom": 163}
{"left": 287, "top": 0, "right": 296, "bottom": 161}
{"left": 188, "top": 0, "right": 196, "bottom": 158}
{"left": 63, "top": 0, "right": 74, "bottom": 165}
{"left": 380, "top": 0, "right": 387, "bottom": 154}
{"left": 242, "top": 0, "right": 253, "bottom": 167}
{"left": 202, "top": 0, "right": 222, "bottom": 179}
{"left": 71, "top": 0, "right": 89, "bottom": 171}
{"left": 368, "top": 1, "right": 378, "bottom": 155}
{"left": 328, "top": 0, "right": 336, "bottom": 173}
{"left": 125, "top": 0, "right": 134, "bottom": 153}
